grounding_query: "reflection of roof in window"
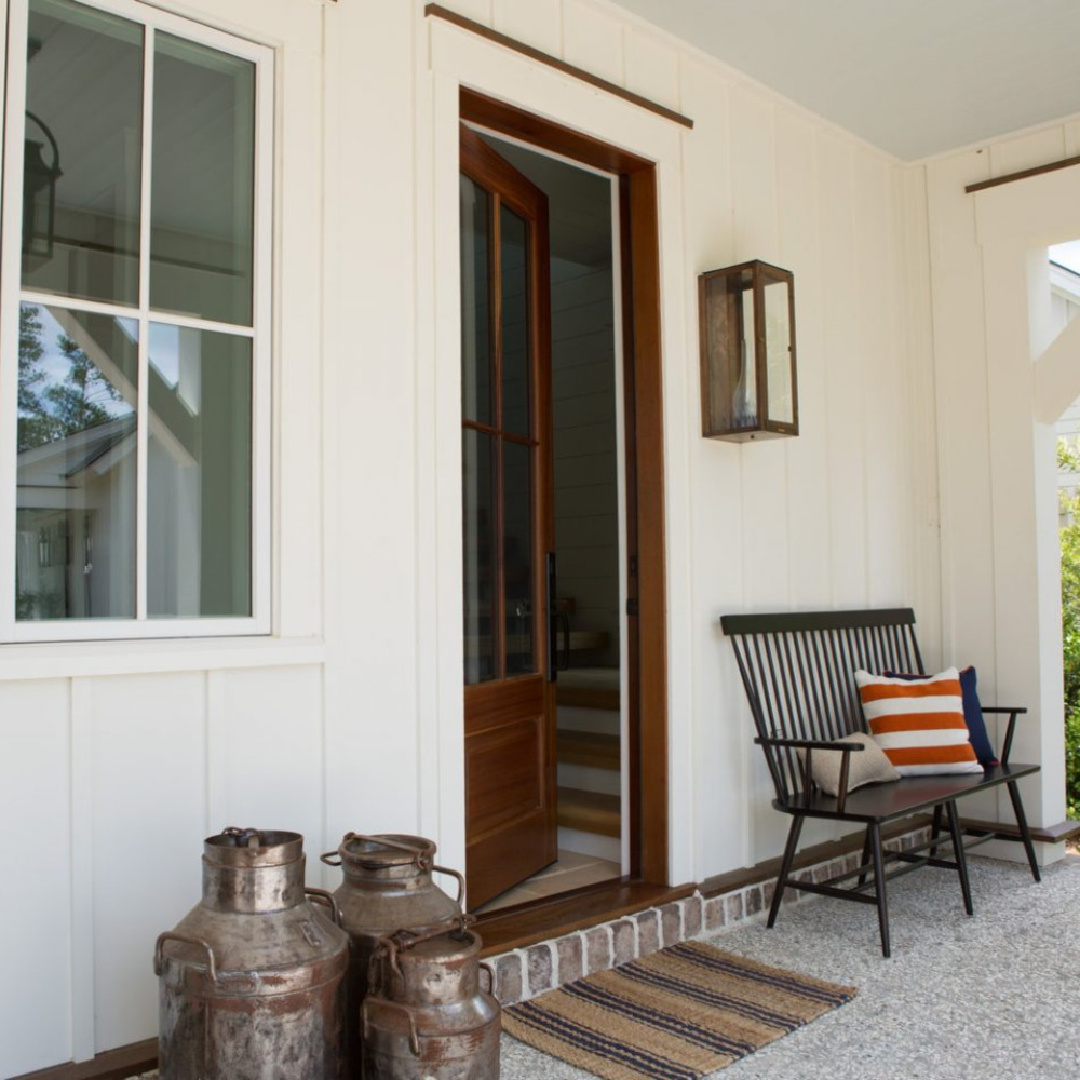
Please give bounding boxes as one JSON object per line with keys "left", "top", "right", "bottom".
{"left": 64, "top": 416, "right": 136, "bottom": 477}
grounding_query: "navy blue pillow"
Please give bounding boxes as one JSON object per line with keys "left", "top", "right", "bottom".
{"left": 884, "top": 667, "right": 999, "bottom": 767}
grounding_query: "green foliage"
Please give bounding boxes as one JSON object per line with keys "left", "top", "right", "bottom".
{"left": 1058, "top": 437, "right": 1080, "bottom": 818}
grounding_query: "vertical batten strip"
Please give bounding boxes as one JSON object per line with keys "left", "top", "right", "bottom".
{"left": 69, "top": 677, "right": 96, "bottom": 1061}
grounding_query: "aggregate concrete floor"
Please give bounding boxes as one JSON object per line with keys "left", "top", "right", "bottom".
{"left": 501, "top": 854, "right": 1080, "bottom": 1080}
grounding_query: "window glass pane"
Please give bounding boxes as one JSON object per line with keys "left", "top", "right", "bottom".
{"left": 16, "top": 303, "right": 137, "bottom": 620}
{"left": 151, "top": 33, "right": 255, "bottom": 326}
{"left": 460, "top": 177, "right": 491, "bottom": 425}
{"left": 463, "top": 429, "right": 495, "bottom": 684}
{"left": 23, "top": 0, "right": 144, "bottom": 305}
{"left": 503, "top": 440, "right": 534, "bottom": 675}
{"left": 500, "top": 205, "right": 530, "bottom": 436}
{"left": 147, "top": 324, "right": 252, "bottom": 617}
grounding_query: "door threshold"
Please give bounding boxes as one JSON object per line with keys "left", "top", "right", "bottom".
{"left": 475, "top": 877, "right": 694, "bottom": 956}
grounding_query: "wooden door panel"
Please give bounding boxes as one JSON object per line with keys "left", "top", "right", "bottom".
{"left": 467, "top": 809, "right": 552, "bottom": 914}
{"left": 465, "top": 712, "right": 544, "bottom": 836}
{"left": 464, "top": 673, "right": 543, "bottom": 734}
{"left": 461, "top": 125, "right": 555, "bottom": 910}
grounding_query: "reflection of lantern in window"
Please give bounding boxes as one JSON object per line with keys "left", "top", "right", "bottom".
{"left": 698, "top": 260, "right": 798, "bottom": 441}
{"left": 23, "top": 111, "right": 62, "bottom": 266}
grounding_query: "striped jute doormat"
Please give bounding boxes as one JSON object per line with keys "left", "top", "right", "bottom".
{"left": 504, "top": 942, "right": 857, "bottom": 1080}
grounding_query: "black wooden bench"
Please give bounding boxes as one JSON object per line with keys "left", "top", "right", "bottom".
{"left": 720, "top": 608, "right": 1041, "bottom": 956}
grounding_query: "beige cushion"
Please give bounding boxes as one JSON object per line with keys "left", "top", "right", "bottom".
{"left": 799, "top": 732, "right": 900, "bottom": 796}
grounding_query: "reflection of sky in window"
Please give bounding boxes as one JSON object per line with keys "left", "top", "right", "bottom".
{"left": 149, "top": 323, "right": 200, "bottom": 413}
{"left": 20, "top": 305, "right": 136, "bottom": 421}
{"left": 1050, "top": 241, "right": 1080, "bottom": 274}
{"left": 149, "top": 324, "right": 180, "bottom": 388}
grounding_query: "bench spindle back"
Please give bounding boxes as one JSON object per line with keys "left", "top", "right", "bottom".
{"left": 720, "top": 609, "right": 923, "bottom": 805}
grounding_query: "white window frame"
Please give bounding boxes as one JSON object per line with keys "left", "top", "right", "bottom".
{"left": 0, "top": 0, "right": 273, "bottom": 642}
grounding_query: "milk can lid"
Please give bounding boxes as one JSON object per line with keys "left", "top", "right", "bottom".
{"left": 204, "top": 827, "right": 303, "bottom": 867}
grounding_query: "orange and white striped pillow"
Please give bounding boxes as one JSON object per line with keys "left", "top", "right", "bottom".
{"left": 854, "top": 667, "right": 982, "bottom": 776}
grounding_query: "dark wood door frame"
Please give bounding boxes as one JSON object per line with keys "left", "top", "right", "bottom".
{"left": 461, "top": 88, "right": 669, "bottom": 888}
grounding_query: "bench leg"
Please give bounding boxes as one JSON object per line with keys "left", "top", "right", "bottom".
{"left": 858, "top": 825, "right": 873, "bottom": 889}
{"left": 767, "top": 813, "right": 804, "bottom": 929}
{"left": 868, "top": 822, "right": 890, "bottom": 958}
{"left": 945, "top": 799, "right": 974, "bottom": 916}
{"left": 1007, "top": 780, "right": 1041, "bottom": 883}
{"left": 929, "top": 804, "right": 943, "bottom": 858}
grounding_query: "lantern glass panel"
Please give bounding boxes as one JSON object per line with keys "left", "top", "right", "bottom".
{"left": 764, "top": 276, "right": 794, "bottom": 426}
{"left": 701, "top": 267, "right": 758, "bottom": 436}
{"left": 737, "top": 285, "right": 758, "bottom": 429}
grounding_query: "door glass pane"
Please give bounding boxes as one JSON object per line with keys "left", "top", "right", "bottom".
{"left": 23, "top": 0, "right": 144, "bottom": 305}
{"left": 503, "top": 440, "right": 534, "bottom": 675}
{"left": 460, "top": 177, "right": 491, "bottom": 425}
{"left": 147, "top": 324, "right": 252, "bottom": 617}
{"left": 16, "top": 303, "right": 137, "bottom": 620}
{"left": 500, "top": 205, "right": 530, "bottom": 436}
{"left": 463, "top": 429, "right": 495, "bottom": 684}
{"left": 151, "top": 33, "right": 255, "bottom": 326}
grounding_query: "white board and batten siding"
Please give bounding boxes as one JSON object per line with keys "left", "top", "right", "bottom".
{"left": 923, "top": 118, "right": 1080, "bottom": 832}
{"left": 1, "top": 0, "right": 943, "bottom": 1073}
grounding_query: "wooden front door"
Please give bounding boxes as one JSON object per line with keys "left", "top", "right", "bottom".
{"left": 460, "top": 125, "right": 556, "bottom": 909}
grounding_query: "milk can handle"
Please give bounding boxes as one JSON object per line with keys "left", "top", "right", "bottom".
{"left": 479, "top": 961, "right": 495, "bottom": 997}
{"left": 432, "top": 864, "right": 466, "bottom": 909}
{"left": 320, "top": 833, "right": 428, "bottom": 868}
{"left": 154, "top": 932, "right": 218, "bottom": 982}
{"left": 362, "top": 998, "right": 421, "bottom": 1057}
{"left": 305, "top": 887, "right": 342, "bottom": 926}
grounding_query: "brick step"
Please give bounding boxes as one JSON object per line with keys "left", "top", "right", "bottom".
{"left": 556, "top": 730, "right": 620, "bottom": 771}
{"left": 557, "top": 786, "right": 621, "bottom": 837}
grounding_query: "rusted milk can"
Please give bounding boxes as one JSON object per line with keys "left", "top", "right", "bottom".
{"left": 362, "top": 922, "right": 500, "bottom": 1080}
{"left": 155, "top": 827, "right": 349, "bottom": 1080}
{"left": 321, "top": 833, "right": 464, "bottom": 1075}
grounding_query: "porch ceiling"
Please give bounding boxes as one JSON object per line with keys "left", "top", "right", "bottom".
{"left": 610, "top": 0, "right": 1080, "bottom": 161}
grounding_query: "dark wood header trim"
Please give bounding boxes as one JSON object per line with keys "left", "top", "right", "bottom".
{"left": 965, "top": 153, "right": 1080, "bottom": 194}
{"left": 461, "top": 88, "right": 652, "bottom": 174}
{"left": 425, "top": 3, "right": 693, "bottom": 130}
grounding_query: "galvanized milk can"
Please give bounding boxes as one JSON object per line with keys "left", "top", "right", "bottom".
{"left": 155, "top": 827, "right": 349, "bottom": 1080}
{"left": 362, "top": 922, "right": 500, "bottom": 1080}
{"left": 321, "top": 833, "right": 465, "bottom": 1074}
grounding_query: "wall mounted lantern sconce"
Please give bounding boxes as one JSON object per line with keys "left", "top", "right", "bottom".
{"left": 699, "top": 259, "right": 798, "bottom": 441}
{"left": 23, "top": 110, "right": 62, "bottom": 266}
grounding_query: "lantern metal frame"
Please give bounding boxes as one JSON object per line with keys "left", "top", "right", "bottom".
{"left": 698, "top": 258, "right": 798, "bottom": 442}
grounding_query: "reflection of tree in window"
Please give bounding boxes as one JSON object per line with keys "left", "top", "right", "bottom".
{"left": 15, "top": 304, "right": 136, "bottom": 621}
{"left": 17, "top": 305, "right": 125, "bottom": 452}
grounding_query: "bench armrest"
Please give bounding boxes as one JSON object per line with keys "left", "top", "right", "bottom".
{"left": 754, "top": 736, "right": 865, "bottom": 752}
{"left": 754, "top": 736, "right": 864, "bottom": 811}
{"left": 982, "top": 706, "right": 1027, "bottom": 766}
